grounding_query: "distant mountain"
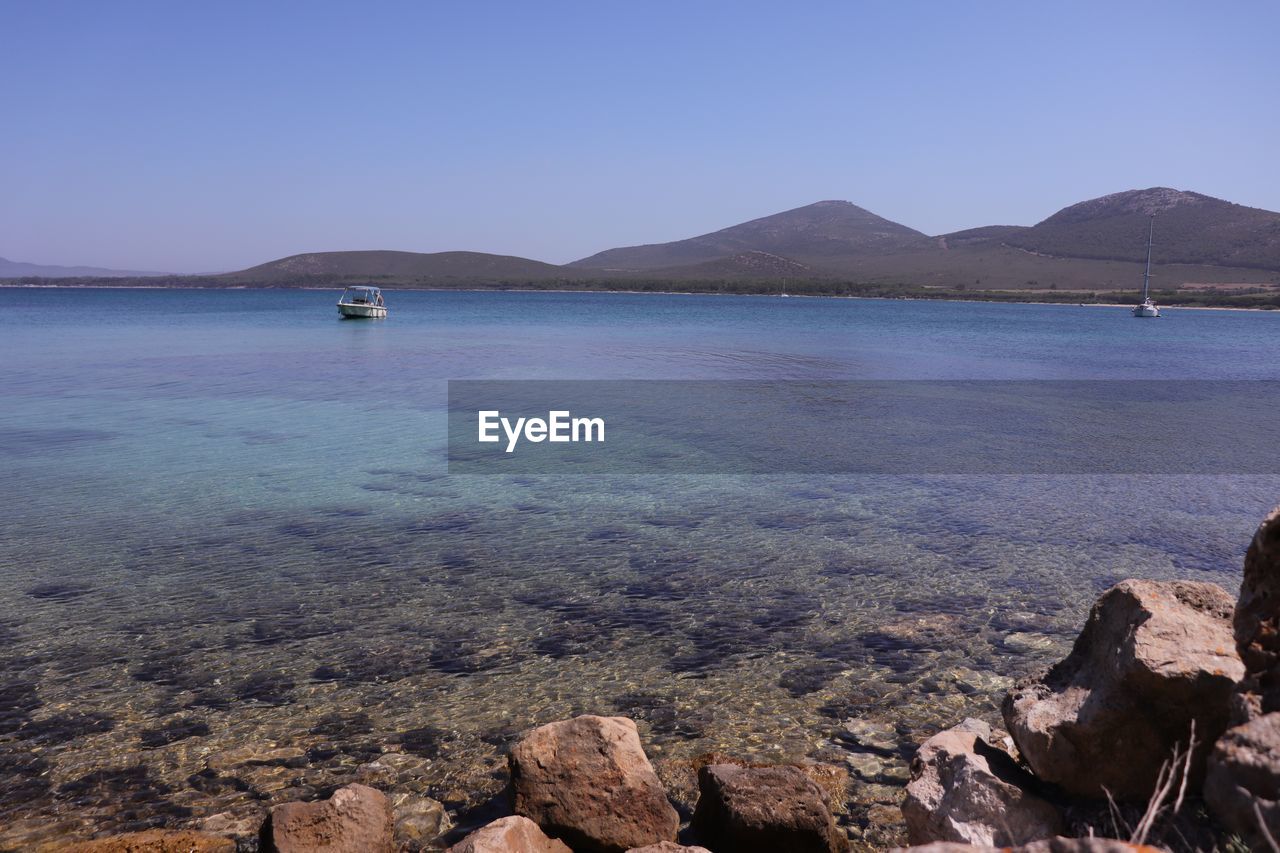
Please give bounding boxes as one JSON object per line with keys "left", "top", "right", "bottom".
{"left": 570, "top": 200, "right": 932, "bottom": 271}
{"left": 227, "top": 249, "right": 576, "bottom": 283}
{"left": 965, "top": 188, "right": 1280, "bottom": 271}
{"left": 0, "top": 257, "right": 170, "bottom": 278}
{"left": 654, "top": 250, "right": 822, "bottom": 280}
{"left": 11, "top": 189, "right": 1280, "bottom": 297}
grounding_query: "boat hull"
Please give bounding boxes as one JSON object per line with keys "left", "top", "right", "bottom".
{"left": 1132, "top": 304, "right": 1160, "bottom": 318}
{"left": 338, "top": 303, "right": 387, "bottom": 319}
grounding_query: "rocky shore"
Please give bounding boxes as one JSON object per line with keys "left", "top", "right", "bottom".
{"left": 25, "top": 507, "right": 1280, "bottom": 853}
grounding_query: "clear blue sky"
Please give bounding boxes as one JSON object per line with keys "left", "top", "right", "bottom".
{"left": 3, "top": 1, "right": 1278, "bottom": 272}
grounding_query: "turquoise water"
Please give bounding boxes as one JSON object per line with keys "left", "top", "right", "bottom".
{"left": 3, "top": 287, "right": 1280, "bottom": 848}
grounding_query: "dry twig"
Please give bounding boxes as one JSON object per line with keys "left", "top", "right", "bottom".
{"left": 1256, "top": 800, "right": 1280, "bottom": 853}
{"left": 1131, "top": 722, "right": 1197, "bottom": 847}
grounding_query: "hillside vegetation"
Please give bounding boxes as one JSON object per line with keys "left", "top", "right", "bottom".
{"left": 994, "top": 188, "right": 1280, "bottom": 271}
{"left": 230, "top": 250, "right": 577, "bottom": 283}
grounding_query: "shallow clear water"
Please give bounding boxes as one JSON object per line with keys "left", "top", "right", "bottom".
{"left": 3, "top": 288, "right": 1279, "bottom": 848}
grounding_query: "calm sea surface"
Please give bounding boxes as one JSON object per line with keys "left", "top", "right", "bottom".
{"left": 3, "top": 287, "right": 1280, "bottom": 847}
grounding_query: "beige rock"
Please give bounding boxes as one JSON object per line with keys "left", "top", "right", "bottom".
{"left": 260, "top": 782, "right": 394, "bottom": 852}
{"left": 197, "top": 812, "right": 259, "bottom": 838}
{"left": 510, "top": 715, "right": 679, "bottom": 853}
{"left": 446, "top": 816, "right": 572, "bottom": 853}
{"left": 625, "top": 844, "right": 712, "bottom": 853}
{"left": 903, "top": 719, "right": 1062, "bottom": 847}
{"left": 1003, "top": 579, "right": 1242, "bottom": 800}
{"left": 55, "top": 830, "right": 235, "bottom": 852}
{"left": 392, "top": 792, "right": 452, "bottom": 849}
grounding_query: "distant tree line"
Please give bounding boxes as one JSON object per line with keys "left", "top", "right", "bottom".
{"left": 3, "top": 274, "right": 1278, "bottom": 309}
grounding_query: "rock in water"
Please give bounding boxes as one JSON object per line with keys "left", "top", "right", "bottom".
{"left": 691, "top": 763, "right": 848, "bottom": 853}
{"left": 393, "top": 792, "right": 452, "bottom": 848}
{"left": 509, "top": 715, "right": 679, "bottom": 853}
{"left": 902, "top": 718, "right": 1062, "bottom": 846}
{"left": 626, "top": 844, "right": 713, "bottom": 852}
{"left": 56, "top": 830, "right": 236, "bottom": 852}
{"left": 1234, "top": 505, "right": 1280, "bottom": 720}
{"left": 447, "top": 816, "right": 573, "bottom": 853}
{"left": 1002, "top": 579, "right": 1242, "bottom": 800}
{"left": 260, "top": 782, "right": 394, "bottom": 852}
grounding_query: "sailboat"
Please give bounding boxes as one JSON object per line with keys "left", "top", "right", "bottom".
{"left": 1132, "top": 216, "right": 1160, "bottom": 317}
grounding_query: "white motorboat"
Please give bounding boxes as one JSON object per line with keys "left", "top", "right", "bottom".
{"left": 1131, "top": 217, "right": 1160, "bottom": 318}
{"left": 338, "top": 286, "right": 387, "bottom": 319}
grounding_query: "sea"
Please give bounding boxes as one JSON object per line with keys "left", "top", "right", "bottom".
{"left": 3, "top": 287, "right": 1279, "bottom": 847}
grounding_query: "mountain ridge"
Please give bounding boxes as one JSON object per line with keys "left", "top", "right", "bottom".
{"left": 959, "top": 188, "right": 1280, "bottom": 271}
{"left": 569, "top": 200, "right": 933, "bottom": 271}
{"left": 0, "top": 257, "right": 171, "bottom": 278}
{"left": 7, "top": 188, "right": 1280, "bottom": 289}
{"left": 230, "top": 249, "right": 573, "bottom": 282}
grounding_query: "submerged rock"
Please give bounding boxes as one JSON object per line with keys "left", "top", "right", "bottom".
{"left": 509, "top": 715, "right": 679, "bottom": 853}
{"left": 839, "top": 717, "right": 900, "bottom": 755}
{"left": 625, "top": 844, "right": 712, "bottom": 853}
{"left": 55, "top": 829, "right": 236, "bottom": 852}
{"left": 691, "top": 762, "right": 848, "bottom": 853}
{"left": 206, "top": 744, "right": 304, "bottom": 771}
{"left": 392, "top": 792, "right": 452, "bottom": 849}
{"left": 446, "top": 815, "right": 573, "bottom": 853}
{"left": 903, "top": 719, "right": 1061, "bottom": 847}
{"left": 1002, "top": 579, "right": 1242, "bottom": 800}
{"left": 260, "top": 782, "right": 394, "bottom": 852}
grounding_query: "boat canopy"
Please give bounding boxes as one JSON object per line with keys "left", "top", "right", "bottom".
{"left": 340, "top": 286, "right": 382, "bottom": 302}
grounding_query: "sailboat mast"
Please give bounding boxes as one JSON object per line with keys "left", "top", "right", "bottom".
{"left": 1142, "top": 215, "right": 1154, "bottom": 301}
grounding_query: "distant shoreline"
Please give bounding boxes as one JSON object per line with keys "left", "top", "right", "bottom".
{"left": 2, "top": 281, "right": 1277, "bottom": 312}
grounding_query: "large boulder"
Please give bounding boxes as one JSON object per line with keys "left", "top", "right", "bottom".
{"left": 691, "top": 762, "right": 848, "bottom": 853}
{"left": 902, "top": 718, "right": 1062, "bottom": 846}
{"left": 1234, "top": 506, "right": 1280, "bottom": 720}
{"left": 55, "top": 830, "right": 236, "bottom": 852}
{"left": 509, "top": 715, "right": 679, "bottom": 853}
{"left": 1002, "top": 579, "right": 1242, "bottom": 800}
{"left": 446, "top": 816, "right": 573, "bottom": 853}
{"left": 1204, "top": 508, "right": 1280, "bottom": 843}
{"left": 260, "top": 783, "right": 394, "bottom": 852}
{"left": 1205, "top": 711, "right": 1280, "bottom": 846}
